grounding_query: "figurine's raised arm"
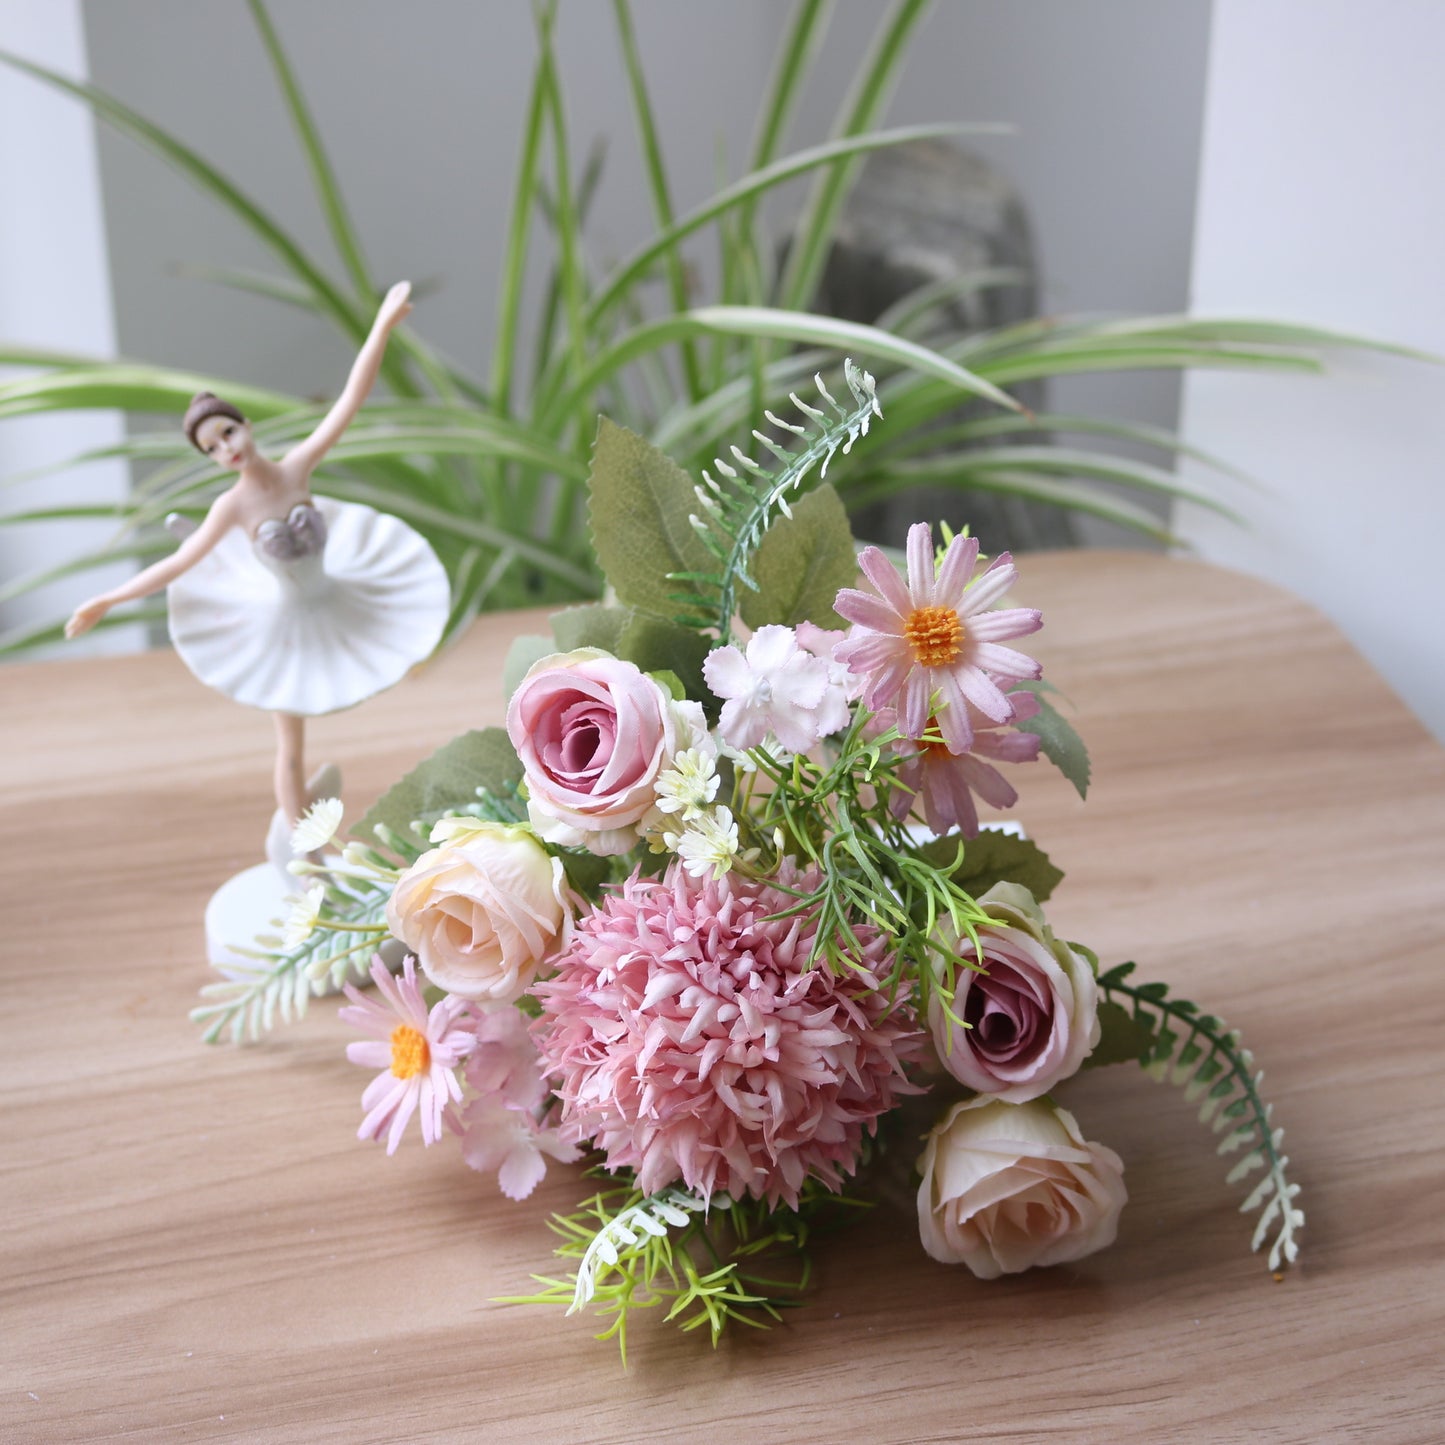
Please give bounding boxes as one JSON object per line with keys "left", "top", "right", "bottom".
{"left": 283, "top": 281, "right": 412, "bottom": 477}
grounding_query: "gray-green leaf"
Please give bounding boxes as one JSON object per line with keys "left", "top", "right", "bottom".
{"left": 354, "top": 727, "right": 523, "bottom": 847}
{"left": 503, "top": 633, "right": 556, "bottom": 701}
{"left": 739, "top": 482, "right": 856, "bottom": 630}
{"left": 616, "top": 609, "right": 711, "bottom": 703}
{"left": 1011, "top": 682, "right": 1091, "bottom": 799}
{"left": 917, "top": 828, "right": 1064, "bottom": 902}
{"left": 1082, "top": 999, "right": 1160, "bottom": 1070}
{"left": 587, "top": 417, "right": 713, "bottom": 618}
{"left": 550, "top": 602, "right": 629, "bottom": 655}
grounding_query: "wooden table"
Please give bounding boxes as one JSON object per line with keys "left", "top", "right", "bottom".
{"left": 3, "top": 552, "right": 1443, "bottom": 1444}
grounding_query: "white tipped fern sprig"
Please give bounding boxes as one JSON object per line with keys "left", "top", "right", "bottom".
{"left": 677, "top": 359, "right": 882, "bottom": 639}
{"left": 1100, "top": 962, "right": 1304, "bottom": 1272}
{"left": 567, "top": 1188, "right": 709, "bottom": 1314}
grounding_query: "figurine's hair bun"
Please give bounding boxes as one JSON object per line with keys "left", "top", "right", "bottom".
{"left": 183, "top": 391, "right": 247, "bottom": 451}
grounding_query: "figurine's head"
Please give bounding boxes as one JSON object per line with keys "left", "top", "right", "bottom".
{"left": 184, "top": 391, "right": 254, "bottom": 470}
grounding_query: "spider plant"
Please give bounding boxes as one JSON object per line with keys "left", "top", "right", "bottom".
{"left": 0, "top": 0, "right": 1405, "bottom": 656}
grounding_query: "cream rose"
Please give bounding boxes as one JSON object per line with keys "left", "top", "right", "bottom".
{"left": 386, "top": 819, "right": 571, "bottom": 1003}
{"left": 917, "top": 1096, "right": 1126, "bottom": 1277}
{"left": 929, "top": 882, "right": 1099, "bottom": 1101}
{"left": 506, "top": 648, "right": 706, "bottom": 856}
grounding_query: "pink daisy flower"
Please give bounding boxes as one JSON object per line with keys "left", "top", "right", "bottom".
{"left": 879, "top": 693, "right": 1043, "bottom": 837}
{"left": 339, "top": 955, "right": 476, "bottom": 1154}
{"left": 532, "top": 862, "right": 922, "bottom": 1209}
{"left": 834, "top": 523, "right": 1043, "bottom": 754}
{"left": 459, "top": 1004, "right": 581, "bottom": 1201}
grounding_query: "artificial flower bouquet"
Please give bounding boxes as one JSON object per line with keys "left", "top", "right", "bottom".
{"left": 194, "top": 363, "right": 1301, "bottom": 1354}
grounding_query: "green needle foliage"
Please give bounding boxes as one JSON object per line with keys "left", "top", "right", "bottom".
{"left": 0, "top": 2, "right": 1412, "bottom": 655}
{"left": 505, "top": 1179, "right": 857, "bottom": 1362}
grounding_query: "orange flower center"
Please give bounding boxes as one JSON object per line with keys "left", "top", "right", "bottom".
{"left": 390, "top": 1024, "right": 430, "bottom": 1079}
{"left": 904, "top": 605, "right": 965, "bottom": 667}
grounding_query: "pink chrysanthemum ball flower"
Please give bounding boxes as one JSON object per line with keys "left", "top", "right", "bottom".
{"left": 533, "top": 863, "right": 921, "bottom": 1208}
{"left": 339, "top": 955, "right": 476, "bottom": 1154}
{"left": 834, "top": 523, "right": 1043, "bottom": 754}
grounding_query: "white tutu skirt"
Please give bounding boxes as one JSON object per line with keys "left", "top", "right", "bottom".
{"left": 167, "top": 496, "right": 450, "bottom": 716}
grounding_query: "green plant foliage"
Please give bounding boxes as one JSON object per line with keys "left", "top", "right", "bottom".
{"left": 549, "top": 602, "right": 628, "bottom": 655}
{"left": 505, "top": 1181, "right": 855, "bottom": 1361}
{"left": 1082, "top": 999, "right": 1159, "bottom": 1070}
{"left": 918, "top": 828, "right": 1065, "bottom": 903}
{"left": 0, "top": 3, "right": 1413, "bottom": 655}
{"left": 739, "top": 481, "right": 856, "bottom": 630}
{"left": 613, "top": 609, "right": 711, "bottom": 701}
{"left": 1099, "top": 962, "right": 1304, "bottom": 1272}
{"left": 586, "top": 417, "right": 715, "bottom": 619}
{"left": 353, "top": 727, "right": 523, "bottom": 846}
{"left": 1010, "top": 681, "right": 1091, "bottom": 799}
{"left": 503, "top": 634, "right": 556, "bottom": 699}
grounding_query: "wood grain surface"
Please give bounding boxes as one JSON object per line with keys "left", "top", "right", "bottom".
{"left": 3, "top": 552, "right": 1443, "bottom": 1444}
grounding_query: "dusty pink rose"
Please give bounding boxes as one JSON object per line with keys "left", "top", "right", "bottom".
{"left": 386, "top": 819, "right": 571, "bottom": 1003}
{"left": 917, "top": 1096, "right": 1126, "bottom": 1277}
{"left": 929, "top": 882, "right": 1098, "bottom": 1101}
{"left": 506, "top": 648, "right": 702, "bottom": 855}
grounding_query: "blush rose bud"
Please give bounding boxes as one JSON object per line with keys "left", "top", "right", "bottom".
{"left": 386, "top": 818, "right": 571, "bottom": 1003}
{"left": 917, "top": 1096, "right": 1127, "bottom": 1277}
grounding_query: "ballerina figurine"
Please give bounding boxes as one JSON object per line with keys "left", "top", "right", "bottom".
{"left": 65, "top": 281, "right": 451, "bottom": 830}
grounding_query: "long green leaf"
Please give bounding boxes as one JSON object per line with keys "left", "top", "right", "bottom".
{"left": 584, "top": 123, "right": 974, "bottom": 331}
{"left": 245, "top": 0, "right": 373, "bottom": 304}
{"left": 611, "top": 0, "right": 702, "bottom": 401}
{"left": 842, "top": 465, "right": 1179, "bottom": 543}
{"left": 0, "top": 49, "right": 370, "bottom": 348}
{"left": 0, "top": 601, "right": 168, "bottom": 658}
{"left": 490, "top": 12, "right": 552, "bottom": 417}
{"left": 774, "top": 0, "right": 934, "bottom": 315}
{"left": 872, "top": 409, "right": 1256, "bottom": 483}
{"left": 0, "top": 366, "right": 298, "bottom": 421}
{"left": 327, "top": 480, "right": 597, "bottom": 591}
{"left": 534, "top": 3, "right": 589, "bottom": 442}
{"left": 879, "top": 445, "right": 1243, "bottom": 520}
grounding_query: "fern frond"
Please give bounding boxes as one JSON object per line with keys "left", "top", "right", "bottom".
{"left": 1100, "top": 963, "right": 1303, "bottom": 1272}
{"left": 189, "top": 881, "right": 391, "bottom": 1044}
{"left": 686, "top": 358, "right": 882, "bottom": 639}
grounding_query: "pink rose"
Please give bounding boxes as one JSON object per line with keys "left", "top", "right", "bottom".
{"left": 506, "top": 649, "right": 703, "bottom": 855}
{"left": 917, "top": 1096, "right": 1126, "bottom": 1277}
{"left": 929, "top": 882, "right": 1098, "bottom": 1101}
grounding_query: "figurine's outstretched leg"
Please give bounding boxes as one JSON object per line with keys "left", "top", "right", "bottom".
{"left": 273, "top": 711, "right": 308, "bottom": 827}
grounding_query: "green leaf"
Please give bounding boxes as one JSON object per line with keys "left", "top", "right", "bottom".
{"left": 776, "top": 0, "right": 935, "bottom": 317}
{"left": 0, "top": 48, "right": 373, "bottom": 351}
{"left": 616, "top": 610, "right": 711, "bottom": 702}
{"left": 550, "top": 602, "right": 629, "bottom": 654}
{"left": 557, "top": 848, "right": 612, "bottom": 899}
{"left": 586, "top": 417, "right": 713, "bottom": 619}
{"left": 354, "top": 727, "right": 524, "bottom": 847}
{"left": 503, "top": 634, "right": 557, "bottom": 700}
{"left": 739, "top": 482, "right": 855, "bottom": 629}
{"left": 1011, "top": 683, "right": 1091, "bottom": 800}
{"left": 1082, "top": 1000, "right": 1159, "bottom": 1070}
{"left": 917, "top": 829, "right": 1064, "bottom": 902}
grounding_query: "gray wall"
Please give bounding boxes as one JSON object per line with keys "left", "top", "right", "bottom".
{"left": 82, "top": 0, "right": 1210, "bottom": 541}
